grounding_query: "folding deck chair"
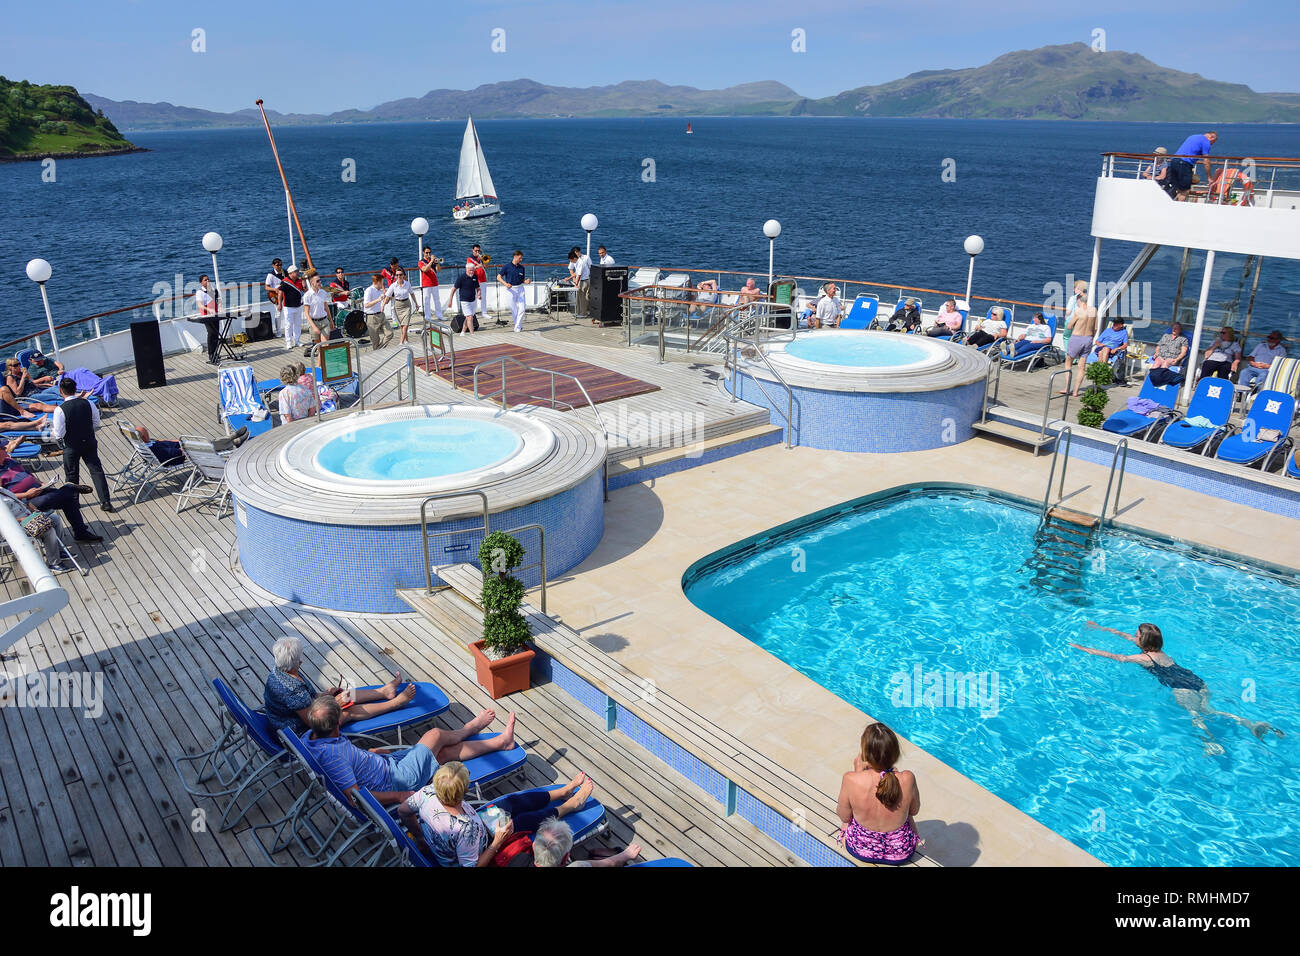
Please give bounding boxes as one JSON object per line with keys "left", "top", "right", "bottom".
{"left": 111, "top": 420, "right": 195, "bottom": 504}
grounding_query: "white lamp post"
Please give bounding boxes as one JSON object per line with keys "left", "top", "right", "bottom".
{"left": 25, "top": 258, "right": 60, "bottom": 361}
{"left": 202, "top": 231, "right": 224, "bottom": 307}
{"left": 763, "top": 219, "right": 782, "bottom": 292}
{"left": 963, "top": 235, "right": 984, "bottom": 327}
{"left": 411, "top": 216, "right": 429, "bottom": 265}
{"left": 581, "top": 213, "right": 598, "bottom": 259}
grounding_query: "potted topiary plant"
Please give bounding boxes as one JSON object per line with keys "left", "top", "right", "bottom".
{"left": 1076, "top": 360, "right": 1114, "bottom": 429}
{"left": 470, "top": 530, "right": 535, "bottom": 699}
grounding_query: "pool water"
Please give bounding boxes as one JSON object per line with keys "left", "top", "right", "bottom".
{"left": 684, "top": 489, "right": 1300, "bottom": 866}
{"left": 784, "top": 334, "right": 933, "bottom": 368}
{"left": 316, "top": 418, "right": 522, "bottom": 481}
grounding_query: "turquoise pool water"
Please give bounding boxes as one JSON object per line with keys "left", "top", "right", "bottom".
{"left": 683, "top": 489, "right": 1300, "bottom": 866}
{"left": 316, "top": 418, "right": 521, "bottom": 481}
{"left": 784, "top": 335, "right": 933, "bottom": 368}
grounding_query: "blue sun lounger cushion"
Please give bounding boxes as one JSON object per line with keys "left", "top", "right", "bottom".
{"left": 1159, "top": 377, "right": 1234, "bottom": 453}
{"left": 1102, "top": 377, "right": 1181, "bottom": 440}
{"left": 1214, "top": 390, "right": 1295, "bottom": 469}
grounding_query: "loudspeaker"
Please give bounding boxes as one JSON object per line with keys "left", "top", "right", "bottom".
{"left": 589, "top": 265, "right": 628, "bottom": 326}
{"left": 250, "top": 310, "right": 275, "bottom": 341}
{"left": 130, "top": 320, "right": 167, "bottom": 389}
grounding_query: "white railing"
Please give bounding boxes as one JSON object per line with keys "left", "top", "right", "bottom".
{"left": 0, "top": 505, "right": 69, "bottom": 656}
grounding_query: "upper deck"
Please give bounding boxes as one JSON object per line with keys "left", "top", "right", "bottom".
{"left": 1092, "top": 152, "right": 1300, "bottom": 260}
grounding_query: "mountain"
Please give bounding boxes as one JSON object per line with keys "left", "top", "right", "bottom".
{"left": 85, "top": 79, "right": 803, "bottom": 130}
{"left": 82, "top": 44, "right": 1300, "bottom": 131}
{"left": 794, "top": 43, "right": 1300, "bottom": 121}
{"left": 0, "top": 77, "right": 139, "bottom": 159}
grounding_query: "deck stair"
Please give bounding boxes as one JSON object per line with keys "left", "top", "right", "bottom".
{"left": 1024, "top": 507, "right": 1099, "bottom": 599}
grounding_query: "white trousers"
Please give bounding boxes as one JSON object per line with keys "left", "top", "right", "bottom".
{"left": 422, "top": 286, "right": 444, "bottom": 323}
{"left": 508, "top": 286, "right": 526, "bottom": 331}
{"left": 283, "top": 306, "right": 303, "bottom": 348}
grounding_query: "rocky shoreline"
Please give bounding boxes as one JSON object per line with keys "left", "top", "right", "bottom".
{"left": 0, "top": 145, "right": 149, "bottom": 163}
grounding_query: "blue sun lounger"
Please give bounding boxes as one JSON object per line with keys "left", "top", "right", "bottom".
{"left": 628, "top": 857, "right": 694, "bottom": 867}
{"left": 839, "top": 294, "right": 879, "bottom": 330}
{"left": 1102, "top": 377, "right": 1182, "bottom": 440}
{"left": 217, "top": 364, "right": 273, "bottom": 438}
{"left": 1159, "top": 377, "right": 1234, "bottom": 454}
{"left": 1213, "top": 389, "right": 1295, "bottom": 469}
{"left": 1286, "top": 450, "right": 1300, "bottom": 480}
{"left": 1000, "top": 312, "right": 1060, "bottom": 371}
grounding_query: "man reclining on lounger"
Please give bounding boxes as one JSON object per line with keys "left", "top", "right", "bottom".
{"left": 303, "top": 694, "right": 517, "bottom": 806}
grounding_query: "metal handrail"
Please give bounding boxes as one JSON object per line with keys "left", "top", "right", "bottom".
{"left": 306, "top": 338, "right": 361, "bottom": 421}
{"left": 420, "top": 491, "right": 490, "bottom": 593}
{"left": 1039, "top": 369, "right": 1073, "bottom": 448}
{"left": 502, "top": 523, "right": 547, "bottom": 614}
{"left": 721, "top": 323, "right": 794, "bottom": 448}
{"left": 421, "top": 320, "right": 457, "bottom": 383}
{"left": 359, "top": 345, "right": 416, "bottom": 410}
{"left": 1040, "top": 424, "right": 1074, "bottom": 522}
{"left": 470, "top": 354, "right": 610, "bottom": 500}
{"left": 1099, "top": 438, "right": 1130, "bottom": 529}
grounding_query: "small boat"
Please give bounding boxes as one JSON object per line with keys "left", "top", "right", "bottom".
{"left": 452, "top": 115, "right": 500, "bottom": 220}
{"left": 686, "top": 122, "right": 693, "bottom": 135}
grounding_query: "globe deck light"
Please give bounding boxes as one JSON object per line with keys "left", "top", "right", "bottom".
{"left": 963, "top": 235, "right": 985, "bottom": 322}
{"left": 582, "top": 213, "right": 598, "bottom": 257}
{"left": 202, "top": 231, "right": 223, "bottom": 253}
{"left": 26, "top": 258, "right": 52, "bottom": 284}
{"left": 764, "top": 219, "right": 782, "bottom": 295}
{"left": 25, "top": 258, "right": 60, "bottom": 359}
{"left": 412, "top": 216, "right": 430, "bottom": 262}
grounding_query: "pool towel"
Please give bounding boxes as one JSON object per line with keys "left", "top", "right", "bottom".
{"left": 1126, "top": 397, "right": 1163, "bottom": 415}
{"left": 1184, "top": 415, "right": 1216, "bottom": 428}
{"left": 66, "top": 367, "right": 119, "bottom": 405}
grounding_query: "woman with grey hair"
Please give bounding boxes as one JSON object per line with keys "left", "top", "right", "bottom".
{"left": 263, "top": 635, "right": 416, "bottom": 734}
{"left": 531, "top": 818, "right": 642, "bottom": 868}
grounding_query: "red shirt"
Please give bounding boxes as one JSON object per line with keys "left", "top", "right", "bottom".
{"left": 418, "top": 258, "right": 439, "bottom": 287}
{"left": 381, "top": 267, "right": 399, "bottom": 286}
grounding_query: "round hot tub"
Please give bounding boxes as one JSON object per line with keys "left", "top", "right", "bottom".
{"left": 728, "top": 329, "right": 988, "bottom": 452}
{"left": 227, "top": 404, "right": 605, "bottom": 613}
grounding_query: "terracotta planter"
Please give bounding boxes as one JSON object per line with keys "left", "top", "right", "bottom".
{"left": 470, "top": 640, "right": 535, "bottom": 699}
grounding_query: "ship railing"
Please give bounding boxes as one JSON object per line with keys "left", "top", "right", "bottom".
{"left": 0, "top": 503, "right": 70, "bottom": 657}
{"left": 720, "top": 323, "right": 794, "bottom": 448}
{"left": 1100, "top": 151, "right": 1300, "bottom": 207}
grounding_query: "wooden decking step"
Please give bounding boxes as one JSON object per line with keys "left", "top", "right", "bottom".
{"left": 1048, "top": 507, "right": 1100, "bottom": 529}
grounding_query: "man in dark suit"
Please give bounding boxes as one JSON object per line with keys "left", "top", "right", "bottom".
{"left": 51, "top": 378, "right": 113, "bottom": 514}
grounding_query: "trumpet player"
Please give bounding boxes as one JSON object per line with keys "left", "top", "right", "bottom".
{"left": 418, "top": 246, "right": 444, "bottom": 326}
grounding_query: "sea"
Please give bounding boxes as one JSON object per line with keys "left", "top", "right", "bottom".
{"left": 1, "top": 117, "right": 1297, "bottom": 347}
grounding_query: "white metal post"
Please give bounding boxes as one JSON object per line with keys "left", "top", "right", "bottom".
{"left": 1182, "top": 250, "right": 1216, "bottom": 407}
{"left": 38, "top": 283, "right": 61, "bottom": 362}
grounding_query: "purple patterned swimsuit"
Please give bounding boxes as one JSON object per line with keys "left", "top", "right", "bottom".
{"left": 843, "top": 817, "right": 919, "bottom": 864}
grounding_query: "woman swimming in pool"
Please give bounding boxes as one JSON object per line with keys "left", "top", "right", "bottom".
{"left": 1070, "top": 621, "right": 1283, "bottom": 755}
{"left": 835, "top": 722, "right": 921, "bottom": 864}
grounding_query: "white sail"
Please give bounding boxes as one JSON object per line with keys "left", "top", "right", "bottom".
{"left": 455, "top": 116, "right": 498, "bottom": 201}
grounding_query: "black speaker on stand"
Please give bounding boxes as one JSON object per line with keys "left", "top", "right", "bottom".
{"left": 589, "top": 265, "right": 629, "bottom": 326}
{"left": 130, "top": 320, "right": 167, "bottom": 388}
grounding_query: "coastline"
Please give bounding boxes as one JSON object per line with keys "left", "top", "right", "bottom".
{"left": 0, "top": 144, "right": 149, "bottom": 163}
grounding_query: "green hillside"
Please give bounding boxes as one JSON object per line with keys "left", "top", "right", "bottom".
{"left": 0, "top": 77, "right": 137, "bottom": 159}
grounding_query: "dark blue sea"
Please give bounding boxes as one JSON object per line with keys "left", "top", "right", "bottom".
{"left": 1, "top": 118, "right": 1297, "bottom": 346}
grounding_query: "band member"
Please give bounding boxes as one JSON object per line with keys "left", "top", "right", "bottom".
{"left": 329, "top": 266, "right": 351, "bottom": 320}
{"left": 418, "top": 247, "right": 444, "bottom": 325}
{"left": 468, "top": 245, "right": 488, "bottom": 321}
{"left": 280, "top": 264, "right": 305, "bottom": 350}
{"left": 303, "top": 271, "right": 335, "bottom": 345}
{"left": 498, "top": 251, "right": 531, "bottom": 332}
{"left": 265, "top": 258, "right": 285, "bottom": 334}
{"left": 195, "top": 274, "right": 222, "bottom": 363}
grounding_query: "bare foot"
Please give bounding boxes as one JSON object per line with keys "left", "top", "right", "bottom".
{"left": 464, "top": 709, "right": 495, "bottom": 735}
{"left": 379, "top": 672, "right": 403, "bottom": 699}
{"left": 560, "top": 777, "right": 595, "bottom": 815}
{"left": 563, "top": 771, "right": 587, "bottom": 795}
{"left": 1056, "top": 389, "right": 1070, "bottom": 396}
{"left": 498, "top": 712, "right": 517, "bottom": 749}
{"left": 394, "top": 684, "right": 416, "bottom": 706}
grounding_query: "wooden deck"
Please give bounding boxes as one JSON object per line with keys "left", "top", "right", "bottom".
{"left": 0, "top": 335, "right": 798, "bottom": 867}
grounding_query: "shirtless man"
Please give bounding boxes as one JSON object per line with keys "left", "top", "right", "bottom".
{"left": 1060, "top": 302, "right": 1098, "bottom": 396}
{"left": 737, "top": 278, "right": 763, "bottom": 306}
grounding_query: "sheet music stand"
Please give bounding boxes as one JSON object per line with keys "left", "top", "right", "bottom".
{"left": 215, "top": 313, "right": 242, "bottom": 362}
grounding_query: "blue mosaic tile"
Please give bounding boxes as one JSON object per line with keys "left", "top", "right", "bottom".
{"left": 234, "top": 469, "right": 605, "bottom": 612}
{"left": 734, "top": 788, "right": 853, "bottom": 867}
{"left": 732, "top": 371, "right": 984, "bottom": 452}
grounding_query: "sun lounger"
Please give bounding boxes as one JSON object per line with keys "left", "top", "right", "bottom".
{"left": 1213, "top": 389, "right": 1295, "bottom": 470}
{"left": 217, "top": 363, "right": 273, "bottom": 438}
{"left": 1159, "top": 377, "right": 1234, "bottom": 454}
{"left": 839, "top": 294, "right": 880, "bottom": 330}
{"left": 1101, "top": 377, "right": 1182, "bottom": 440}
{"left": 1000, "top": 313, "right": 1061, "bottom": 371}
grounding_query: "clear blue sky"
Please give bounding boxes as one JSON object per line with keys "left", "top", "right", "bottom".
{"left": 3, "top": 0, "right": 1297, "bottom": 113}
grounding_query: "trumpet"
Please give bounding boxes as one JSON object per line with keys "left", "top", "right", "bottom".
{"left": 481, "top": 253, "right": 492, "bottom": 265}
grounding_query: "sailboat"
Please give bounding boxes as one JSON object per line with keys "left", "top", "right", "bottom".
{"left": 686, "top": 122, "right": 693, "bottom": 135}
{"left": 452, "top": 115, "right": 500, "bottom": 220}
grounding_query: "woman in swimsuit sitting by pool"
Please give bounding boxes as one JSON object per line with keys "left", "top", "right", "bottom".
{"left": 836, "top": 721, "right": 921, "bottom": 864}
{"left": 1070, "top": 621, "right": 1283, "bottom": 755}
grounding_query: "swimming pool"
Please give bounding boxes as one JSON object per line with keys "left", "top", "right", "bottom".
{"left": 317, "top": 418, "right": 521, "bottom": 482}
{"left": 683, "top": 487, "right": 1300, "bottom": 866}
